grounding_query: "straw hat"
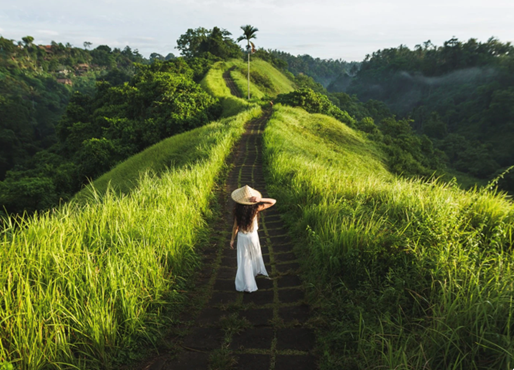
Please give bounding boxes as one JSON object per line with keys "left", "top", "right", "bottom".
{"left": 231, "top": 185, "right": 262, "bottom": 205}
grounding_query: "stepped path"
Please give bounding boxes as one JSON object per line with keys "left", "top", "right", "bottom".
{"left": 141, "top": 80, "right": 316, "bottom": 370}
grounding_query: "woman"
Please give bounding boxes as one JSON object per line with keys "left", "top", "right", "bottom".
{"left": 230, "top": 185, "right": 276, "bottom": 292}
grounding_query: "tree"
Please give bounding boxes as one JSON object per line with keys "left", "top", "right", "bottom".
{"left": 423, "top": 111, "right": 448, "bottom": 139}
{"left": 198, "top": 27, "right": 241, "bottom": 60}
{"left": 150, "top": 53, "right": 165, "bottom": 62}
{"left": 176, "top": 27, "right": 210, "bottom": 58}
{"left": 83, "top": 41, "right": 92, "bottom": 50}
{"left": 237, "top": 25, "right": 258, "bottom": 100}
{"left": 176, "top": 27, "right": 239, "bottom": 60}
{"left": 22, "top": 36, "right": 34, "bottom": 48}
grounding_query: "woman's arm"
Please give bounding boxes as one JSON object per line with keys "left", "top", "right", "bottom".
{"left": 249, "top": 196, "right": 276, "bottom": 211}
{"left": 230, "top": 219, "right": 239, "bottom": 249}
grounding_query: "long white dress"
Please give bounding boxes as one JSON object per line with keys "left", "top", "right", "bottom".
{"left": 235, "top": 217, "right": 268, "bottom": 292}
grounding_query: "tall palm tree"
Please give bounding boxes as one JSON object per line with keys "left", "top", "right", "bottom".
{"left": 237, "top": 25, "right": 258, "bottom": 100}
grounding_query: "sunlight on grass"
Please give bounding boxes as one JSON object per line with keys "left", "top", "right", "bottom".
{"left": 264, "top": 104, "right": 514, "bottom": 369}
{"left": 223, "top": 59, "right": 295, "bottom": 102}
{"left": 0, "top": 107, "right": 261, "bottom": 369}
{"left": 200, "top": 61, "right": 251, "bottom": 117}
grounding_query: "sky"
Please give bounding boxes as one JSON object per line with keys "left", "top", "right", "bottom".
{"left": 1, "top": 0, "right": 513, "bottom": 62}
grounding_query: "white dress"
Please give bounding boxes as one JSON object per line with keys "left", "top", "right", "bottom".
{"left": 235, "top": 217, "right": 268, "bottom": 292}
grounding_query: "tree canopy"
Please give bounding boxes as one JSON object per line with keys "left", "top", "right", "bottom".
{"left": 176, "top": 27, "right": 242, "bottom": 60}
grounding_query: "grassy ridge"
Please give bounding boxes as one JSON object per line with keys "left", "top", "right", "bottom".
{"left": 263, "top": 105, "right": 514, "bottom": 369}
{"left": 75, "top": 121, "right": 234, "bottom": 200}
{"left": 226, "top": 59, "right": 295, "bottom": 100}
{"left": 77, "top": 59, "right": 261, "bottom": 200}
{"left": 0, "top": 106, "right": 261, "bottom": 368}
{"left": 200, "top": 61, "right": 251, "bottom": 117}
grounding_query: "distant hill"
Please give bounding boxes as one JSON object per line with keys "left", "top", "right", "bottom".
{"left": 0, "top": 36, "right": 150, "bottom": 182}
{"left": 346, "top": 37, "right": 514, "bottom": 191}
{"left": 269, "top": 50, "right": 360, "bottom": 88}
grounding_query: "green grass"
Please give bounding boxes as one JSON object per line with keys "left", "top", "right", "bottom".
{"left": 76, "top": 59, "right": 267, "bottom": 201}
{"left": 224, "top": 59, "right": 295, "bottom": 101}
{"left": 0, "top": 106, "right": 262, "bottom": 369}
{"left": 200, "top": 61, "right": 252, "bottom": 117}
{"left": 263, "top": 105, "right": 514, "bottom": 369}
{"left": 75, "top": 121, "right": 235, "bottom": 200}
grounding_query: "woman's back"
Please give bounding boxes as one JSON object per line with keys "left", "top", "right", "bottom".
{"left": 239, "top": 216, "right": 258, "bottom": 234}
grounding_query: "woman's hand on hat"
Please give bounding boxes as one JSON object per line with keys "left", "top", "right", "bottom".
{"left": 249, "top": 195, "right": 261, "bottom": 203}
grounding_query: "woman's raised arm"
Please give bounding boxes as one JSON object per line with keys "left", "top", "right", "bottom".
{"left": 249, "top": 196, "right": 276, "bottom": 211}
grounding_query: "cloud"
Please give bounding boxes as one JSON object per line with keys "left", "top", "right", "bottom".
{"left": 37, "top": 30, "right": 59, "bottom": 36}
{"left": 2, "top": 0, "right": 514, "bottom": 61}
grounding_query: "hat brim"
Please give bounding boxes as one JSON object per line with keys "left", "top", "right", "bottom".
{"left": 231, "top": 187, "right": 262, "bottom": 205}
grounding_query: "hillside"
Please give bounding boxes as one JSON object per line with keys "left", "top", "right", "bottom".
{"left": 0, "top": 104, "right": 263, "bottom": 368}
{"left": 0, "top": 36, "right": 146, "bottom": 182}
{"left": 345, "top": 37, "right": 514, "bottom": 192}
{"left": 264, "top": 104, "right": 514, "bottom": 369}
{"left": 2, "top": 32, "right": 514, "bottom": 369}
{"left": 0, "top": 56, "right": 298, "bottom": 368}
{"left": 79, "top": 58, "right": 293, "bottom": 199}
{"left": 226, "top": 58, "right": 295, "bottom": 99}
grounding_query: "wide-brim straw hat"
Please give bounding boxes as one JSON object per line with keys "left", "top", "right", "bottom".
{"left": 231, "top": 185, "right": 262, "bottom": 205}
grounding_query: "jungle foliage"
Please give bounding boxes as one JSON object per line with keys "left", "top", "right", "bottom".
{"left": 0, "top": 57, "right": 220, "bottom": 214}
{"left": 269, "top": 50, "right": 360, "bottom": 88}
{"left": 0, "top": 36, "right": 149, "bottom": 210}
{"left": 346, "top": 37, "right": 514, "bottom": 191}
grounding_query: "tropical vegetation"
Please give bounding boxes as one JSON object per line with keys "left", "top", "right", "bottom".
{"left": 0, "top": 105, "right": 260, "bottom": 368}
{"left": 345, "top": 37, "right": 514, "bottom": 192}
{"left": 1, "top": 28, "right": 513, "bottom": 370}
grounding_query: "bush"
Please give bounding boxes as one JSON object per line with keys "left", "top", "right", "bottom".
{"left": 275, "top": 88, "right": 356, "bottom": 128}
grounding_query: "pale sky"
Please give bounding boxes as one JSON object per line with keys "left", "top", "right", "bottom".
{"left": 1, "top": 0, "right": 513, "bottom": 62}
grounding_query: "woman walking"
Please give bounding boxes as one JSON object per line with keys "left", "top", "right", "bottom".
{"left": 230, "top": 185, "right": 276, "bottom": 292}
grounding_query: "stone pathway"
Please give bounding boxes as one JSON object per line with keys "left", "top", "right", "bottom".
{"left": 140, "top": 77, "right": 316, "bottom": 370}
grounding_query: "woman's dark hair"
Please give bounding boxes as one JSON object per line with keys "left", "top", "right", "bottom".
{"left": 233, "top": 203, "right": 260, "bottom": 232}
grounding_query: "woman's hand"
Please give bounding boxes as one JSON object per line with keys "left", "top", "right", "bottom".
{"left": 249, "top": 195, "right": 261, "bottom": 203}
{"left": 230, "top": 239, "right": 234, "bottom": 249}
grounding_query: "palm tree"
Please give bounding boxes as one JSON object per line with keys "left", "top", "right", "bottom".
{"left": 237, "top": 25, "right": 258, "bottom": 100}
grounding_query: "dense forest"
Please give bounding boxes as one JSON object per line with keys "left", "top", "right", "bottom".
{"left": 345, "top": 37, "right": 514, "bottom": 191}
{"left": 269, "top": 50, "right": 359, "bottom": 90}
{"left": 273, "top": 37, "right": 514, "bottom": 193}
{"left": 0, "top": 28, "right": 241, "bottom": 215}
{"left": 1, "top": 32, "right": 513, "bottom": 216}
{"left": 0, "top": 36, "right": 155, "bottom": 212}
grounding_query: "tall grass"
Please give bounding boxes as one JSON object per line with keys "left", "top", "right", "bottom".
{"left": 201, "top": 59, "right": 294, "bottom": 103}
{"left": 228, "top": 59, "right": 295, "bottom": 100}
{"left": 199, "top": 61, "right": 251, "bottom": 117}
{"left": 0, "top": 107, "right": 261, "bottom": 369}
{"left": 263, "top": 105, "right": 514, "bottom": 369}
{"left": 75, "top": 119, "right": 241, "bottom": 200}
